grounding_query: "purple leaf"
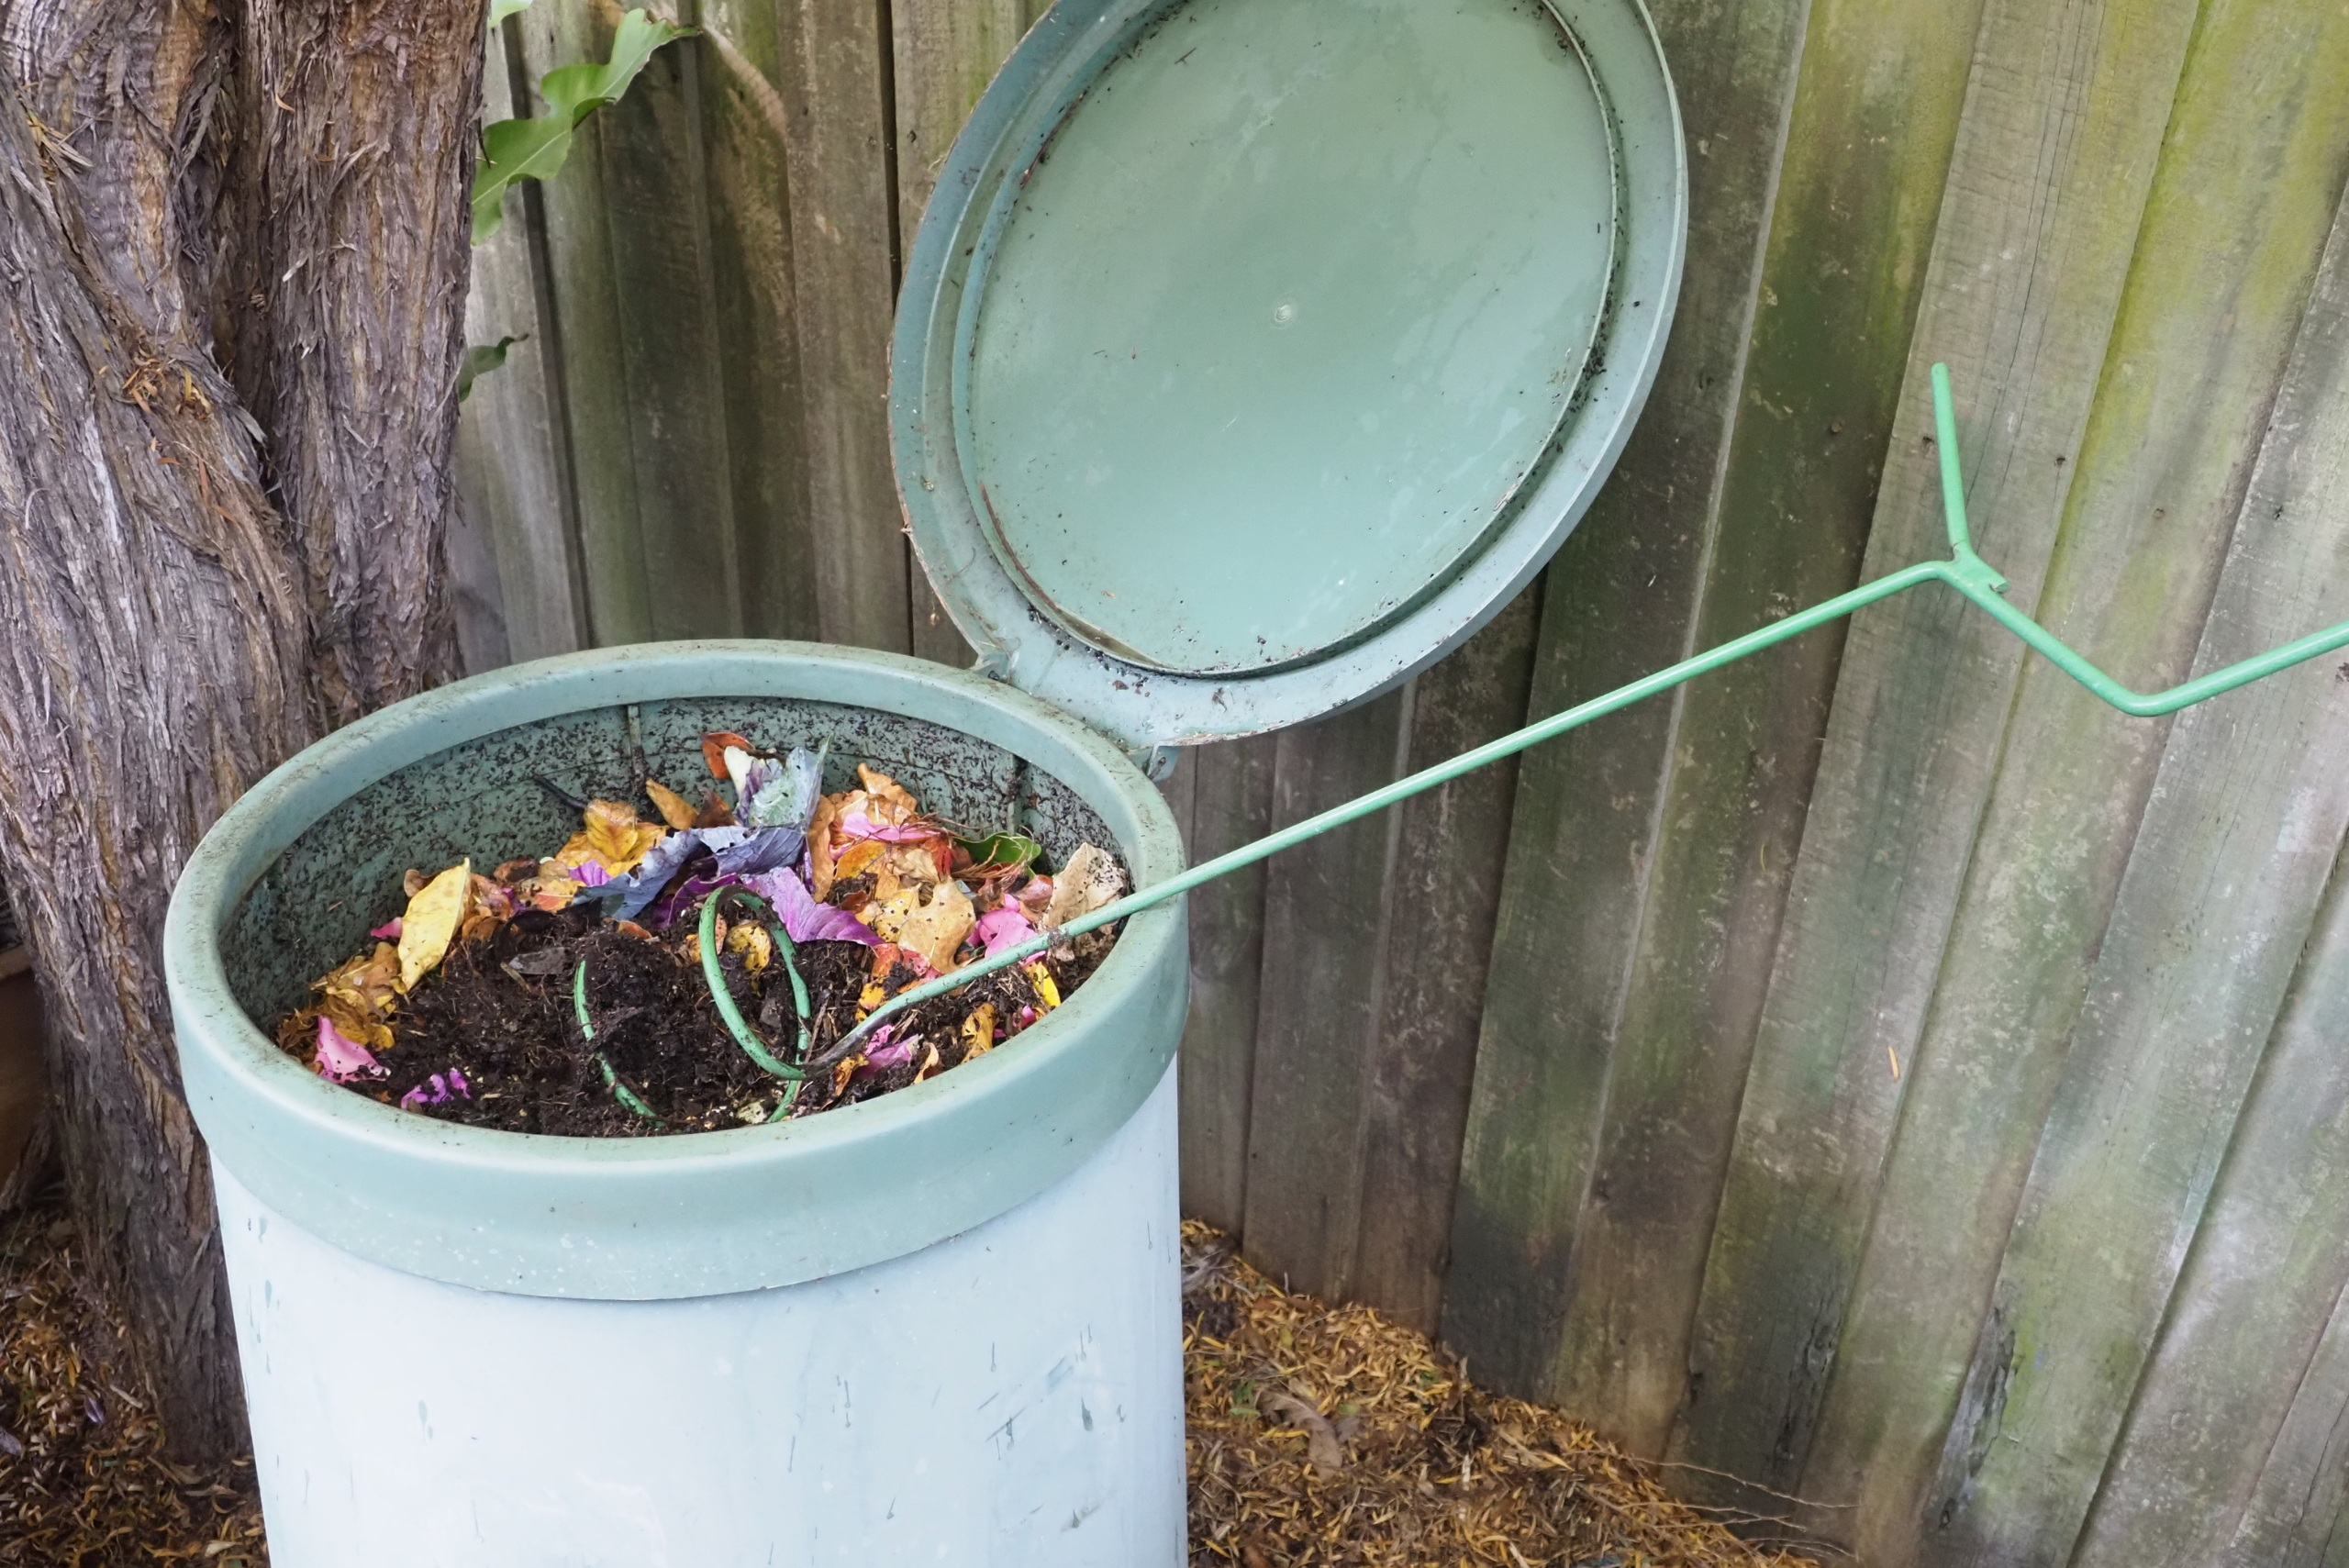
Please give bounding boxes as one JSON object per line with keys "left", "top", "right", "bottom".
{"left": 573, "top": 861, "right": 611, "bottom": 887}
{"left": 315, "top": 1016, "right": 386, "bottom": 1084}
{"left": 581, "top": 826, "right": 804, "bottom": 924}
{"left": 740, "top": 868, "right": 880, "bottom": 947}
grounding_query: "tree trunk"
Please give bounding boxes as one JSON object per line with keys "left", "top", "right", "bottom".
{"left": 0, "top": 0, "right": 482, "bottom": 1457}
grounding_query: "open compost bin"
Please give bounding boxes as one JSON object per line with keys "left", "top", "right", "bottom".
{"left": 162, "top": 0, "right": 1686, "bottom": 1562}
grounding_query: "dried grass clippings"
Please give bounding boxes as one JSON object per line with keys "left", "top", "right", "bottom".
{"left": 1181, "top": 1222, "right": 1822, "bottom": 1567}
{"left": 0, "top": 1196, "right": 267, "bottom": 1565}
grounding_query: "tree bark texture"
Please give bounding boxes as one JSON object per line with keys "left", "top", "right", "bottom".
{"left": 0, "top": 0, "right": 482, "bottom": 1456}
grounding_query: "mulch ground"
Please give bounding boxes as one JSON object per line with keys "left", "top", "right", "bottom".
{"left": 0, "top": 1198, "right": 1820, "bottom": 1565}
{"left": 0, "top": 1195, "right": 265, "bottom": 1565}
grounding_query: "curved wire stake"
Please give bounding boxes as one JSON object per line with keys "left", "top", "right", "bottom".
{"left": 823, "top": 363, "right": 2349, "bottom": 1061}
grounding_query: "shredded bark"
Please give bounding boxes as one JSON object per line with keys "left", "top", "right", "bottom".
{"left": 1182, "top": 1222, "right": 1825, "bottom": 1566}
{"left": 0, "top": 1195, "right": 266, "bottom": 1564}
{"left": 3, "top": 1196, "right": 1821, "bottom": 1563}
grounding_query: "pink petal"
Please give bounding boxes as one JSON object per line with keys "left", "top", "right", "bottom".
{"left": 315, "top": 1016, "right": 385, "bottom": 1084}
{"left": 839, "top": 807, "right": 935, "bottom": 844}
{"left": 370, "top": 917, "right": 402, "bottom": 940}
{"left": 974, "top": 905, "right": 1037, "bottom": 958}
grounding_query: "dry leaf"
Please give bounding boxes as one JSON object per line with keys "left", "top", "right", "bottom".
{"left": 701, "top": 730, "right": 755, "bottom": 778}
{"left": 856, "top": 764, "right": 918, "bottom": 819}
{"left": 1044, "top": 843, "right": 1125, "bottom": 929}
{"left": 693, "top": 791, "right": 735, "bottom": 828}
{"left": 831, "top": 839, "right": 885, "bottom": 885}
{"left": 912, "top": 1041, "right": 943, "bottom": 1084}
{"left": 866, "top": 883, "right": 974, "bottom": 974}
{"left": 644, "top": 779, "right": 700, "bottom": 831}
{"left": 1260, "top": 1387, "right": 1346, "bottom": 1476}
{"left": 959, "top": 1003, "right": 998, "bottom": 1062}
{"left": 1026, "top": 961, "right": 1062, "bottom": 1011}
{"left": 728, "top": 922, "right": 773, "bottom": 973}
{"left": 582, "top": 798, "right": 663, "bottom": 873}
{"left": 397, "top": 861, "right": 472, "bottom": 992}
{"left": 807, "top": 794, "right": 842, "bottom": 897}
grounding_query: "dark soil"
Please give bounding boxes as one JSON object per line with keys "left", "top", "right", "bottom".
{"left": 348, "top": 891, "right": 1119, "bottom": 1138}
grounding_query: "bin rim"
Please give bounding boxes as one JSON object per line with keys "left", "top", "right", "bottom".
{"left": 165, "top": 640, "right": 1188, "bottom": 1299}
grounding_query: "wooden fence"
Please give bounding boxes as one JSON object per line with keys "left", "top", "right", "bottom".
{"left": 451, "top": 2, "right": 2349, "bottom": 1562}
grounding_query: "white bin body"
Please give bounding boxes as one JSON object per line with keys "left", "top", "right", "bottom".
{"left": 218, "top": 1065, "right": 1185, "bottom": 1568}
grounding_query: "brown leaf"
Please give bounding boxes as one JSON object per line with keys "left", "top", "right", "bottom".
{"left": 693, "top": 790, "right": 735, "bottom": 828}
{"left": 856, "top": 764, "right": 918, "bottom": 819}
{"left": 1261, "top": 1387, "right": 1346, "bottom": 1476}
{"left": 701, "top": 730, "right": 755, "bottom": 778}
{"left": 644, "top": 779, "right": 700, "bottom": 831}
{"left": 807, "top": 794, "right": 842, "bottom": 897}
{"left": 1044, "top": 843, "right": 1126, "bottom": 929}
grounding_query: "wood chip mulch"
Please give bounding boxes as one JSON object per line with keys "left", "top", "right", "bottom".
{"left": 2, "top": 1197, "right": 1819, "bottom": 1564}
{"left": 1182, "top": 1221, "right": 1822, "bottom": 1567}
{"left": 0, "top": 1195, "right": 267, "bottom": 1565}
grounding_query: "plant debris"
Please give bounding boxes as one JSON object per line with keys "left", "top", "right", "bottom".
{"left": 0, "top": 1195, "right": 267, "bottom": 1565}
{"left": 273, "top": 735, "right": 1128, "bottom": 1137}
{"left": 0, "top": 1202, "right": 1821, "bottom": 1563}
{"left": 1182, "top": 1223, "right": 1823, "bottom": 1567}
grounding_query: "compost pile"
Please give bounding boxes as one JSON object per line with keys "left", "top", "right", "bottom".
{"left": 274, "top": 731, "right": 1128, "bottom": 1137}
{"left": 0, "top": 1195, "right": 267, "bottom": 1565}
{"left": 1183, "top": 1222, "right": 1821, "bottom": 1568}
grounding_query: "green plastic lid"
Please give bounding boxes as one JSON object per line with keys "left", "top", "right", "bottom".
{"left": 893, "top": 0, "right": 1685, "bottom": 752}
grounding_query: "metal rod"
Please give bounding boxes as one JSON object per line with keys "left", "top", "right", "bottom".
{"left": 821, "top": 365, "right": 2349, "bottom": 1060}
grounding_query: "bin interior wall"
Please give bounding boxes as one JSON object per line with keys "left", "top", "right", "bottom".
{"left": 222, "top": 697, "right": 1116, "bottom": 1028}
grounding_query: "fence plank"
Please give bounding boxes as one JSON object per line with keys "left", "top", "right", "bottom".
{"left": 697, "top": 0, "right": 819, "bottom": 642}
{"left": 1912, "top": 28, "right": 2349, "bottom": 1556}
{"left": 1440, "top": 0, "right": 1810, "bottom": 1430}
{"left": 775, "top": 0, "right": 908, "bottom": 652}
{"left": 1177, "top": 736, "right": 1278, "bottom": 1234}
{"left": 451, "top": 17, "right": 587, "bottom": 668}
{"left": 593, "top": 21, "right": 742, "bottom": 639}
{"left": 1241, "top": 690, "right": 1411, "bottom": 1300}
{"left": 1651, "top": 0, "right": 2200, "bottom": 1528}
{"left": 2032, "top": 186, "right": 2349, "bottom": 1568}
{"left": 1642, "top": 0, "right": 1988, "bottom": 1478}
{"left": 891, "top": 0, "right": 1038, "bottom": 665}
{"left": 514, "top": 3, "right": 653, "bottom": 645}
{"left": 1352, "top": 592, "right": 1542, "bottom": 1334}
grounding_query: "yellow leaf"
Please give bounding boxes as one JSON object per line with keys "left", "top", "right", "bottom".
{"left": 960, "top": 1003, "right": 998, "bottom": 1062}
{"left": 582, "top": 798, "right": 664, "bottom": 873}
{"left": 644, "top": 779, "right": 700, "bottom": 831}
{"left": 866, "top": 883, "right": 974, "bottom": 974}
{"left": 1026, "top": 961, "right": 1062, "bottom": 1012}
{"left": 397, "top": 861, "right": 472, "bottom": 992}
{"left": 727, "top": 921, "right": 773, "bottom": 973}
{"left": 831, "top": 839, "right": 885, "bottom": 884}
{"left": 913, "top": 1041, "right": 943, "bottom": 1083}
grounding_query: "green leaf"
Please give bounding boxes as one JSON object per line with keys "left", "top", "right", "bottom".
{"left": 457, "top": 335, "right": 526, "bottom": 403}
{"left": 470, "top": 8, "right": 694, "bottom": 243}
{"left": 954, "top": 832, "right": 1043, "bottom": 873}
{"left": 487, "top": 0, "right": 534, "bottom": 28}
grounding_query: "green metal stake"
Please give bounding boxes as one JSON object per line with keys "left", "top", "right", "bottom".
{"left": 817, "top": 363, "right": 2349, "bottom": 1064}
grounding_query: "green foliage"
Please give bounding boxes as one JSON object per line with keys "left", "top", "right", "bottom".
{"left": 471, "top": 8, "right": 695, "bottom": 244}
{"left": 486, "top": 0, "right": 534, "bottom": 28}
{"left": 456, "top": 335, "right": 527, "bottom": 403}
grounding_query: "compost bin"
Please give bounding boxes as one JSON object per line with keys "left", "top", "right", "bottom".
{"left": 162, "top": 0, "right": 1686, "bottom": 1560}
